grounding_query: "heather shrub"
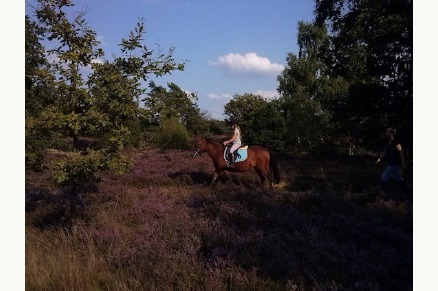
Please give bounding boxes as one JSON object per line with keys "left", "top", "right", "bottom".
{"left": 26, "top": 148, "right": 413, "bottom": 290}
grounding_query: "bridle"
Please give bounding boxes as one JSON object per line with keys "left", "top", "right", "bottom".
{"left": 191, "top": 140, "right": 203, "bottom": 158}
{"left": 191, "top": 147, "right": 200, "bottom": 158}
{"left": 191, "top": 139, "right": 224, "bottom": 158}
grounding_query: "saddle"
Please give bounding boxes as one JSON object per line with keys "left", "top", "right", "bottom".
{"left": 224, "top": 145, "right": 248, "bottom": 165}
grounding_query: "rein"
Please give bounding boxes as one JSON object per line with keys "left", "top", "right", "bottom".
{"left": 205, "top": 140, "right": 225, "bottom": 156}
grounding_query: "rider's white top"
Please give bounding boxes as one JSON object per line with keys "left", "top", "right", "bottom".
{"left": 233, "top": 127, "right": 241, "bottom": 145}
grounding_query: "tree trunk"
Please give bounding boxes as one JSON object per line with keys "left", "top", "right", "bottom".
{"left": 73, "top": 134, "right": 79, "bottom": 150}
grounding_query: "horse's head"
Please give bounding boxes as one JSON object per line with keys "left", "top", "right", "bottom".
{"left": 191, "top": 138, "right": 207, "bottom": 158}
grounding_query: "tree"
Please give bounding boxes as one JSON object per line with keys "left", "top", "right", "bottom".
{"left": 86, "top": 61, "right": 142, "bottom": 147}
{"left": 277, "top": 22, "right": 341, "bottom": 151}
{"left": 224, "top": 93, "right": 268, "bottom": 142}
{"left": 25, "top": 15, "right": 56, "bottom": 169}
{"left": 250, "top": 100, "right": 286, "bottom": 151}
{"left": 25, "top": 16, "right": 53, "bottom": 117}
{"left": 314, "top": 0, "right": 413, "bottom": 149}
{"left": 34, "top": 0, "right": 104, "bottom": 148}
{"left": 224, "top": 93, "right": 286, "bottom": 150}
{"left": 143, "top": 82, "right": 208, "bottom": 135}
{"left": 26, "top": 0, "right": 185, "bottom": 213}
{"left": 204, "top": 119, "right": 227, "bottom": 136}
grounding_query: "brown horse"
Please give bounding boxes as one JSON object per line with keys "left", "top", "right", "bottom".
{"left": 192, "top": 138, "right": 280, "bottom": 188}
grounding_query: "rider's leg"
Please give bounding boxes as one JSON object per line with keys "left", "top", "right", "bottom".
{"left": 229, "top": 143, "right": 240, "bottom": 166}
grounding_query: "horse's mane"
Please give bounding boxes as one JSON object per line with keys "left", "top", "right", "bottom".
{"left": 204, "top": 137, "right": 221, "bottom": 143}
{"left": 203, "top": 137, "right": 224, "bottom": 149}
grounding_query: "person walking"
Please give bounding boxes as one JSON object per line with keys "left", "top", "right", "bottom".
{"left": 223, "top": 120, "right": 242, "bottom": 167}
{"left": 375, "top": 127, "right": 408, "bottom": 195}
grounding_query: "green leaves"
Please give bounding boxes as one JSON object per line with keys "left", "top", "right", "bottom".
{"left": 153, "top": 117, "right": 190, "bottom": 150}
{"left": 224, "top": 94, "right": 287, "bottom": 150}
{"left": 116, "top": 19, "right": 185, "bottom": 81}
{"left": 275, "top": 23, "right": 335, "bottom": 151}
{"left": 142, "top": 82, "right": 206, "bottom": 134}
{"left": 53, "top": 127, "right": 133, "bottom": 189}
{"left": 53, "top": 150, "right": 103, "bottom": 188}
{"left": 119, "top": 20, "right": 145, "bottom": 53}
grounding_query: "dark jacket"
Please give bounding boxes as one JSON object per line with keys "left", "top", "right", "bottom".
{"left": 385, "top": 139, "right": 402, "bottom": 166}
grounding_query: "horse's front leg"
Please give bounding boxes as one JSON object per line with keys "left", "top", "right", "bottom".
{"left": 210, "top": 172, "right": 219, "bottom": 187}
{"left": 223, "top": 170, "right": 233, "bottom": 185}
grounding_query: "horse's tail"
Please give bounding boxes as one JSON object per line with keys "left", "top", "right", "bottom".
{"left": 268, "top": 149, "right": 281, "bottom": 184}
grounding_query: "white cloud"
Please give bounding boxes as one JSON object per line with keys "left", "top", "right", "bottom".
{"left": 46, "top": 52, "right": 104, "bottom": 66}
{"left": 209, "top": 52, "right": 284, "bottom": 76}
{"left": 45, "top": 52, "right": 60, "bottom": 64}
{"left": 253, "top": 90, "right": 280, "bottom": 100}
{"left": 207, "top": 93, "right": 232, "bottom": 100}
{"left": 97, "top": 35, "right": 108, "bottom": 47}
{"left": 208, "top": 107, "right": 226, "bottom": 120}
{"left": 201, "top": 93, "right": 233, "bottom": 120}
{"left": 91, "top": 58, "right": 104, "bottom": 65}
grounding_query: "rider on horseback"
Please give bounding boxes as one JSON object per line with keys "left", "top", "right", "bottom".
{"left": 223, "top": 119, "right": 242, "bottom": 167}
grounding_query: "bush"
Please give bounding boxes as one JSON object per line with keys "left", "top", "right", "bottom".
{"left": 25, "top": 148, "right": 45, "bottom": 171}
{"left": 53, "top": 150, "right": 104, "bottom": 190}
{"left": 154, "top": 117, "right": 190, "bottom": 150}
{"left": 26, "top": 118, "right": 51, "bottom": 171}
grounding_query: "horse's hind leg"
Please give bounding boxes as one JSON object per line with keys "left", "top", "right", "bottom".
{"left": 223, "top": 171, "right": 234, "bottom": 185}
{"left": 256, "top": 166, "right": 273, "bottom": 189}
{"left": 267, "top": 167, "right": 273, "bottom": 189}
{"left": 268, "top": 171, "right": 273, "bottom": 189}
{"left": 255, "top": 168, "right": 267, "bottom": 186}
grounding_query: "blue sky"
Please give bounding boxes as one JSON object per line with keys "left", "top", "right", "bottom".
{"left": 25, "top": 0, "right": 315, "bottom": 119}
